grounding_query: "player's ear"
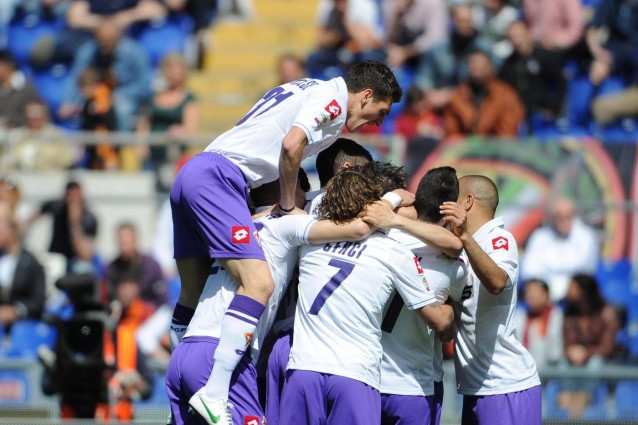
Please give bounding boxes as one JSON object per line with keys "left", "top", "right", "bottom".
{"left": 462, "top": 193, "right": 473, "bottom": 211}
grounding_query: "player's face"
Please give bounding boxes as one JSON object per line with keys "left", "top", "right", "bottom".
{"left": 345, "top": 94, "right": 392, "bottom": 132}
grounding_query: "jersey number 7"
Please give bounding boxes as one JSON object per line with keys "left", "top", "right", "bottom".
{"left": 236, "top": 86, "right": 294, "bottom": 126}
{"left": 309, "top": 259, "right": 355, "bottom": 315}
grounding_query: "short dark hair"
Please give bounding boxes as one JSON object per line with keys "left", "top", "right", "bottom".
{"left": 0, "top": 50, "right": 16, "bottom": 68}
{"left": 65, "top": 180, "right": 81, "bottom": 192}
{"left": 250, "top": 168, "right": 310, "bottom": 208}
{"left": 414, "top": 166, "right": 459, "bottom": 223}
{"left": 344, "top": 61, "right": 402, "bottom": 103}
{"left": 316, "top": 138, "right": 373, "bottom": 187}
{"left": 360, "top": 161, "right": 407, "bottom": 193}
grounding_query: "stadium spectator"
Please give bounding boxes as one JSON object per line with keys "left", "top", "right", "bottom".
{"left": 306, "top": 0, "right": 385, "bottom": 79}
{"left": 444, "top": 50, "right": 525, "bottom": 138}
{"left": 382, "top": 0, "right": 451, "bottom": 90}
{"left": 136, "top": 53, "right": 198, "bottom": 174}
{"left": 522, "top": 0, "right": 583, "bottom": 53}
{"left": 449, "top": 3, "right": 492, "bottom": 85}
{"left": 277, "top": 53, "right": 307, "bottom": 84}
{"left": 0, "top": 178, "right": 33, "bottom": 229}
{"left": 59, "top": 19, "right": 151, "bottom": 131}
{"left": 2, "top": 100, "right": 76, "bottom": 172}
{"left": 30, "top": 0, "right": 166, "bottom": 67}
{"left": 558, "top": 273, "right": 623, "bottom": 419}
{"left": 102, "top": 222, "right": 167, "bottom": 310}
{"left": 472, "top": 0, "right": 519, "bottom": 65}
{"left": 32, "top": 180, "right": 98, "bottom": 274}
{"left": 499, "top": 20, "right": 567, "bottom": 123}
{"left": 0, "top": 216, "right": 46, "bottom": 326}
{"left": 0, "top": 50, "right": 41, "bottom": 128}
{"left": 515, "top": 279, "right": 564, "bottom": 370}
{"left": 521, "top": 198, "right": 600, "bottom": 301}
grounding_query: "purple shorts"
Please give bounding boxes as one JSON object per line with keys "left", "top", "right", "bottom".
{"left": 381, "top": 393, "right": 434, "bottom": 425}
{"left": 170, "top": 152, "right": 265, "bottom": 260}
{"left": 266, "top": 330, "right": 293, "bottom": 425}
{"left": 165, "top": 336, "right": 264, "bottom": 425}
{"left": 461, "top": 385, "right": 542, "bottom": 425}
{"left": 432, "top": 381, "right": 443, "bottom": 425}
{"left": 280, "top": 369, "right": 381, "bottom": 425}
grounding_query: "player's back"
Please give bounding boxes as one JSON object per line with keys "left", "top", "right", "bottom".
{"left": 289, "top": 232, "right": 431, "bottom": 390}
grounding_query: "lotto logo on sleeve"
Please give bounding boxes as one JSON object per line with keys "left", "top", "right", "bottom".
{"left": 413, "top": 256, "right": 424, "bottom": 274}
{"left": 232, "top": 226, "right": 250, "bottom": 243}
{"left": 492, "top": 236, "right": 509, "bottom": 251}
{"left": 244, "top": 416, "right": 260, "bottom": 425}
{"left": 324, "top": 99, "right": 342, "bottom": 120}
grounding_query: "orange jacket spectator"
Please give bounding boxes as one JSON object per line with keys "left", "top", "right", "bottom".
{"left": 444, "top": 51, "right": 525, "bottom": 137}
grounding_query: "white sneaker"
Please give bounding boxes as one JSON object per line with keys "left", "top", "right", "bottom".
{"left": 188, "top": 390, "right": 233, "bottom": 425}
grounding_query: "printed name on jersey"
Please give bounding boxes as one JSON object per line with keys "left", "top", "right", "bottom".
{"left": 491, "top": 236, "right": 509, "bottom": 251}
{"left": 244, "top": 416, "right": 260, "bottom": 425}
{"left": 232, "top": 226, "right": 250, "bottom": 243}
{"left": 324, "top": 99, "right": 342, "bottom": 120}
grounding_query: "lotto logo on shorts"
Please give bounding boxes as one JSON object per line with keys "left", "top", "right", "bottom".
{"left": 244, "top": 416, "right": 260, "bottom": 425}
{"left": 232, "top": 226, "right": 250, "bottom": 243}
{"left": 492, "top": 236, "right": 509, "bottom": 251}
{"left": 324, "top": 99, "right": 342, "bottom": 120}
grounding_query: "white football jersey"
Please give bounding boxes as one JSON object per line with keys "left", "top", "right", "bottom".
{"left": 453, "top": 217, "right": 540, "bottom": 395}
{"left": 184, "top": 214, "right": 316, "bottom": 365}
{"left": 288, "top": 233, "right": 437, "bottom": 390}
{"left": 205, "top": 78, "right": 348, "bottom": 188}
{"left": 380, "top": 230, "right": 467, "bottom": 396}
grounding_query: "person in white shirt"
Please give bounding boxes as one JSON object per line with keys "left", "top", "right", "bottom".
{"left": 281, "top": 167, "right": 454, "bottom": 425}
{"left": 440, "top": 175, "right": 541, "bottom": 425}
{"left": 521, "top": 197, "right": 600, "bottom": 301}
{"left": 169, "top": 61, "right": 401, "bottom": 423}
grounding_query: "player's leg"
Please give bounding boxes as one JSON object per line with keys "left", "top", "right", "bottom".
{"left": 431, "top": 381, "right": 444, "bottom": 425}
{"left": 198, "top": 258, "right": 273, "bottom": 400}
{"left": 265, "top": 330, "right": 293, "bottom": 425}
{"left": 280, "top": 370, "right": 327, "bottom": 425}
{"left": 326, "top": 375, "right": 381, "bottom": 425}
{"left": 381, "top": 394, "right": 432, "bottom": 425}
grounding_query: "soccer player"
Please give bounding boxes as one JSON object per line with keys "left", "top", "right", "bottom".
{"left": 167, "top": 172, "right": 377, "bottom": 425}
{"left": 440, "top": 175, "right": 541, "bottom": 425}
{"left": 170, "top": 61, "right": 402, "bottom": 422}
{"left": 280, "top": 168, "right": 454, "bottom": 425}
{"left": 378, "top": 167, "right": 467, "bottom": 425}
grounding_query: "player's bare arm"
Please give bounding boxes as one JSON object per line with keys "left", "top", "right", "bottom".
{"left": 459, "top": 233, "right": 509, "bottom": 294}
{"left": 277, "top": 126, "right": 309, "bottom": 216}
{"left": 307, "top": 218, "right": 375, "bottom": 243}
{"left": 417, "top": 301, "right": 454, "bottom": 333}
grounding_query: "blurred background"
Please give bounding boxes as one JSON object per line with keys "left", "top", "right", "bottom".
{"left": 0, "top": 0, "right": 637, "bottom": 423}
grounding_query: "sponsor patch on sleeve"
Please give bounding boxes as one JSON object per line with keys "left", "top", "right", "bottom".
{"left": 491, "top": 236, "right": 509, "bottom": 251}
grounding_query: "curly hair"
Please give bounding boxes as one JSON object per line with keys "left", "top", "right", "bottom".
{"left": 316, "top": 167, "right": 382, "bottom": 224}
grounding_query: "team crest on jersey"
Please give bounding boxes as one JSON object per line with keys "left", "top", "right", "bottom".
{"left": 421, "top": 275, "right": 431, "bottom": 292}
{"left": 244, "top": 416, "right": 260, "bottom": 425}
{"left": 232, "top": 226, "right": 250, "bottom": 243}
{"left": 324, "top": 99, "right": 342, "bottom": 120}
{"left": 492, "top": 236, "right": 509, "bottom": 251}
{"left": 244, "top": 331, "right": 254, "bottom": 347}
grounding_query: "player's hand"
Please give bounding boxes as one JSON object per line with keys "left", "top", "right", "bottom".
{"left": 440, "top": 202, "right": 467, "bottom": 238}
{"left": 363, "top": 200, "right": 399, "bottom": 228}
{"left": 437, "top": 322, "right": 456, "bottom": 343}
{"left": 392, "top": 188, "right": 415, "bottom": 207}
{"left": 272, "top": 205, "right": 307, "bottom": 217}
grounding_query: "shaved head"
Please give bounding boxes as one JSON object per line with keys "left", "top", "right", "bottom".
{"left": 459, "top": 175, "right": 499, "bottom": 213}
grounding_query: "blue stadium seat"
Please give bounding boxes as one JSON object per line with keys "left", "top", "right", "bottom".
{"left": 1, "top": 320, "right": 57, "bottom": 359}
{"left": 135, "top": 372, "right": 168, "bottom": 406}
{"left": 616, "top": 380, "right": 638, "bottom": 419}
{"left": 7, "top": 14, "right": 58, "bottom": 69}
{"left": 544, "top": 379, "right": 608, "bottom": 420}
{"left": 30, "top": 62, "right": 73, "bottom": 124}
{"left": 595, "top": 258, "right": 633, "bottom": 307}
{"left": 136, "top": 14, "right": 194, "bottom": 67}
{"left": 595, "top": 118, "right": 638, "bottom": 144}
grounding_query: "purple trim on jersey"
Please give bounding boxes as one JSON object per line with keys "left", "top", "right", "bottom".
{"left": 432, "top": 381, "right": 444, "bottom": 425}
{"left": 170, "top": 152, "right": 266, "bottom": 260}
{"left": 166, "top": 336, "right": 264, "bottom": 425}
{"left": 381, "top": 393, "right": 434, "bottom": 425}
{"left": 228, "top": 294, "right": 266, "bottom": 320}
{"left": 280, "top": 369, "right": 381, "bottom": 425}
{"left": 225, "top": 311, "right": 259, "bottom": 325}
{"left": 266, "top": 330, "right": 293, "bottom": 425}
{"left": 461, "top": 385, "right": 541, "bottom": 425}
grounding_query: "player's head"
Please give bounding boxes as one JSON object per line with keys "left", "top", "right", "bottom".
{"left": 250, "top": 168, "right": 310, "bottom": 210}
{"left": 414, "top": 166, "right": 459, "bottom": 223}
{"left": 316, "top": 166, "right": 382, "bottom": 224}
{"left": 458, "top": 175, "right": 499, "bottom": 215}
{"left": 316, "top": 138, "right": 373, "bottom": 188}
{"left": 344, "top": 61, "right": 402, "bottom": 132}
{"left": 360, "top": 161, "right": 408, "bottom": 193}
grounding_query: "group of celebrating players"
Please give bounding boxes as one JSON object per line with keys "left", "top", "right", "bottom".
{"left": 163, "top": 61, "right": 542, "bottom": 425}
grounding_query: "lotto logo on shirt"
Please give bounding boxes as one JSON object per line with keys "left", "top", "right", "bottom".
{"left": 492, "top": 236, "right": 509, "bottom": 251}
{"left": 413, "top": 256, "right": 424, "bottom": 274}
{"left": 232, "top": 226, "right": 250, "bottom": 243}
{"left": 324, "top": 99, "right": 342, "bottom": 120}
{"left": 244, "top": 416, "right": 260, "bottom": 425}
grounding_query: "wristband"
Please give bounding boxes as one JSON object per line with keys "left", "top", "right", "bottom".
{"left": 381, "top": 192, "right": 402, "bottom": 209}
{"left": 278, "top": 203, "right": 295, "bottom": 213}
